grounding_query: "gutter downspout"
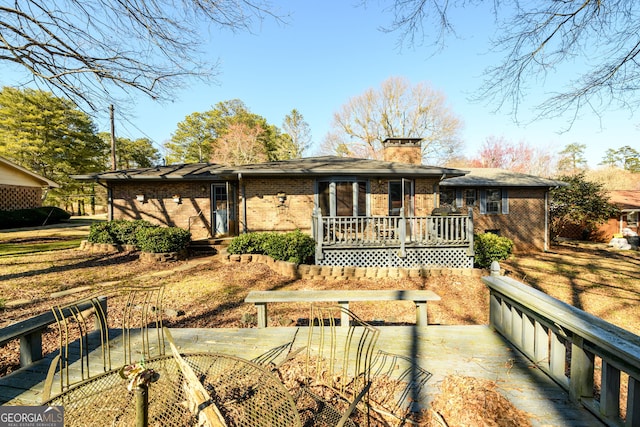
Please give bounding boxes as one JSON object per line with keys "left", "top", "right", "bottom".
{"left": 544, "top": 188, "right": 551, "bottom": 251}
{"left": 239, "top": 173, "right": 247, "bottom": 233}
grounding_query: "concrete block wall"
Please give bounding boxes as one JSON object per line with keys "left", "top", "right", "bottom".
{"left": 0, "top": 185, "right": 42, "bottom": 211}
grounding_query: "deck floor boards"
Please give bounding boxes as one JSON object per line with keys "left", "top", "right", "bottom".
{"left": 0, "top": 325, "right": 604, "bottom": 426}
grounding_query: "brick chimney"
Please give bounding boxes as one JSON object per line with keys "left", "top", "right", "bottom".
{"left": 382, "top": 137, "right": 423, "bottom": 165}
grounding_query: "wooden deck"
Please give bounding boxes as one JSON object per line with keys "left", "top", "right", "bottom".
{"left": 0, "top": 325, "right": 603, "bottom": 426}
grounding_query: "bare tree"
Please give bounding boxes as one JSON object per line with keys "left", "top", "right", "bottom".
{"left": 468, "top": 135, "right": 556, "bottom": 177}
{"left": 324, "top": 76, "right": 463, "bottom": 164}
{"left": 376, "top": 1, "right": 640, "bottom": 122}
{"left": 0, "top": 1, "right": 281, "bottom": 110}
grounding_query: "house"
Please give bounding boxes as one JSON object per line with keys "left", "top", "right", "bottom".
{"left": 0, "top": 156, "right": 59, "bottom": 211}
{"left": 439, "top": 168, "right": 565, "bottom": 252}
{"left": 596, "top": 190, "right": 640, "bottom": 242}
{"left": 72, "top": 139, "right": 561, "bottom": 267}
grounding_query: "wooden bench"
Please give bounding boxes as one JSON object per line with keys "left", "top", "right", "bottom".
{"left": 0, "top": 296, "right": 107, "bottom": 368}
{"left": 244, "top": 290, "right": 440, "bottom": 328}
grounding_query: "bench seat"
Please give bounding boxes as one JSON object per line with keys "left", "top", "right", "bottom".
{"left": 244, "top": 290, "right": 440, "bottom": 328}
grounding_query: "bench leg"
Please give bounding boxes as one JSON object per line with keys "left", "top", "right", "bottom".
{"left": 339, "top": 301, "right": 349, "bottom": 328}
{"left": 20, "top": 331, "right": 42, "bottom": 366}
{"left": 255, "top": 303, "right": 268, "bottom": 328}
{"left": 415, "top": 302, "right": 428, "bottom": 327}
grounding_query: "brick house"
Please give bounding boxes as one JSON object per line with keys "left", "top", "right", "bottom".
{"left": 73, "top": 139, "right": 562, "bottom": 266}
{"left": 0, "top": 156, "right": 59, "bottom": 211}
{"left": 593, "top": 190, "right": 640, "bottom": 242}
{"left": 439, "top": 168, "right": 564, "bottom": 252}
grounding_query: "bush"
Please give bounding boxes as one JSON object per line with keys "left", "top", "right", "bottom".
{"left": 136, "top": 227, "right": 192, "bottom": 253}
{"left": 474, "top": 233, "right": 514, "bottom": 269}
{"left": 88, "top": 220, "right": 190, "bottom": 253}
{"left": 87, "top": 222, "right": 119, "bottom": 244}
{"left": 0, "top": 206, "right": 70, "bottom": 229}
{"left": 228, "top": 230, "right": 316, "bottom": 264}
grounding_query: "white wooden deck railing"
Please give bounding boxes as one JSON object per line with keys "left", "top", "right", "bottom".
{"left": 484, "top": 262, "right": 640, "bottom": 427}
{"left": 311, "top": 209, "right": 473, "bottom": 260}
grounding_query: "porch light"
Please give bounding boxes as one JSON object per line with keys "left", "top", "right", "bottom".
{"left": 277, "top": 191, "right": 287, "bottom": 205}
{"left": 172, "top": 194, "right": 181, "bottom": 204}
{"left": 136, "top": 194, "right": 145, "bottom": 202}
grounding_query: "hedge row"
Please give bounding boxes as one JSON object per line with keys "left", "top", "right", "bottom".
{"left": 0, "top": 207, "right": 70, "bottom": 229}
{"left": 88, "top": 220, "right": 191, "bottom": 253}
{"left": 227, "top": 230, "right": 315, "bottom": 264}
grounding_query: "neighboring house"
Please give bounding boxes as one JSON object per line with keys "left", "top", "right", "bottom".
{"left": 439, "top": 168, "right": 566, "bottom": 252}
{"left": 0, "top": 156, "right": 59, "bottom": 211}
{"left": 595, "top": 190, "right": 640, "bottom": 242}
{"left": 73, "top": 139, "right": 560, "bottom": 267}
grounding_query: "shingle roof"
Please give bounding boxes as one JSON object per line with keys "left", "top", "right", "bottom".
{"left": 71, "top": 156, "right": 467, "bottom": 181}
{"left": 439, "top": 168, "right": 566, "bottom": 188}
{"left": 608, "top": 190, "right": 640, "bottom": 211}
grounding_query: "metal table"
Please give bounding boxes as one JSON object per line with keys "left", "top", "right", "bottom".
{"left": 44, "top": 353, "right": 301, "bottom": 427}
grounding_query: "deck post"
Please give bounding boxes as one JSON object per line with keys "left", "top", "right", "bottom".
{"left": 398, "top": 212, "right": 406, "bottom": 258}
{"left": 569, "top": 335, "right": 594, "bottom": 401}
{"left": 313, "top": 209, "right": 324, "bottom": 261}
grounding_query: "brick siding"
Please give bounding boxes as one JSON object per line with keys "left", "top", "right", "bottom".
{"left": 240, "top": 177, "right": 315, "bottom": 233}
{"left": 112, "top": 182, "right": 212, "bottom": 240}
{"left": 0, "top": 185, "right": 42, "bottom": 211}
{"left": 472, "top": 188, "right": 548, "bottom": 252}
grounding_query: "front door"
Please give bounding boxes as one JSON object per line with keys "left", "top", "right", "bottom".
{"left": 212, "top": 183, "right": 229, "bottom": 237}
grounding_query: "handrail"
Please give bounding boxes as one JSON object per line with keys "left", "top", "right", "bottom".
{"left": 483, "top": 262, "right": 640, "bottom": 427}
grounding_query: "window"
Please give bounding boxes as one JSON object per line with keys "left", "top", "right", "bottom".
{"left": 317, "top": 180, "right": 367, "bottom": 216}
{"left": 463, "top": 189, "right": 476, "bottom": 207}
{"left": 628, "top": 211, "right": 639, "bottom": 226}
{"left": 439, "top": 188, "right": 456, "bottom": 209}
{"left": 389, "top": 179, "right": 414, "bottom": 215}
{"left": 479, "top": 189, "right": 509, "bottom": 215}
{"left": 485, "top": 189, "right": 501, "bottom": 214}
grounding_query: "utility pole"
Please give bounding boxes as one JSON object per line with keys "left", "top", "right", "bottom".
{"left": 110, "top": 104, "right": 117, "bottom": 170}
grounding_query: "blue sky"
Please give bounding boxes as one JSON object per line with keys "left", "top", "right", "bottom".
{"left": 90, "top": 2, "right": 638, "bottom": 168}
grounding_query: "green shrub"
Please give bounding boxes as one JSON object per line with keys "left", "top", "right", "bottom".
{"left": 0, "top": 206, "right": 71, "bottom": 229}
{"left": 228, "top": 230, "right": 315, "bottom": 264}
{"left": 474, "top": 233, "right": 514, "bottom": 269}
{"left": 136, "top": 227, "right": 191, "bottom": 253}
{"left": 111, "top": 219, "right": 157, "bottom": 245}
{"left": 87, "top": 222, "right": 119, "bottom": 244}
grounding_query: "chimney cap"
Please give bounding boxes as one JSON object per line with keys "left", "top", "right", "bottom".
{"left": 382, "top": 137, "right": 423, "bottom": 147}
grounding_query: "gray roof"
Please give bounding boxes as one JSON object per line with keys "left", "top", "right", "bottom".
{"left": 439, "top": 168, "right": 566, "bottom": 188}
{"left": 72, "top": 156, "right": 467, "bottom": 181}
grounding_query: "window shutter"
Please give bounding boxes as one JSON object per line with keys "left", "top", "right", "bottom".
{"left": 455, "top": 189, "right": 463, "bottom": 209}
{"left": 479, "top": 190, "right": 487, "bottom": 214}
{"left": 501, "top": 189, "right": 509, "bottom": 214}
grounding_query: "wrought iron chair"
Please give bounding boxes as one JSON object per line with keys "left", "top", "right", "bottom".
{"left": 41, "top": 285, "right": 166, "bottom": 403}
{"left": 294, "top": 304, "right": 380, "bottom": 427}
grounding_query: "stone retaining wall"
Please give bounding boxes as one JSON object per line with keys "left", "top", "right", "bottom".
{"left": 226, "top": 253, "right": 483, "bottom": 280}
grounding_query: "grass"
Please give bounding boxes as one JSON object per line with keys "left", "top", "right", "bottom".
{"left": 0, "top": 238, "right": 85, "bottom": 255}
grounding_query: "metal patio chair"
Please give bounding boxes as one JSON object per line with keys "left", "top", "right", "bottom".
{"left": 41, "top": 285, "right": 166, "bottom": 402}
{"left": 294, "top": 304, "right": 380, "bottom": 427}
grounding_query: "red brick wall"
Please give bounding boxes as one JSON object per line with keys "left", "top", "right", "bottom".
{"left": 471, "top": 188, "right": 548, "bottom": 252}
{"left": 240, "top": 178, "right": 316, "bottom": 233}
{"left": 111, "top": 182, "right": 212, "bottom": 239}
{"left": 0, "top": 184, "right": 42, "bottom": 211}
